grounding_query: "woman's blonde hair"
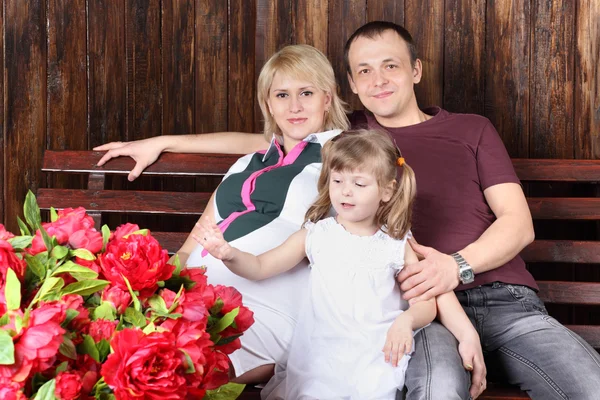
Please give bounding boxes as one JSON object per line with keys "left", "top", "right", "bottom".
{"left": 305, "top": 130, "right": 417, "bottom": 240}
{"left": 257, "top": 45, "right": 350, "bottom": 141}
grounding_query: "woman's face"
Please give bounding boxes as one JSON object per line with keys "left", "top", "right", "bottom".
{"left": 267, "top": 71, "right": 332, "bottom": 151}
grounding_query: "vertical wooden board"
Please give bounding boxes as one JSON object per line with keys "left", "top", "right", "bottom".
{"left": 126, "top": 0, "right": 162, "bottom": 141}
{"left": 47, "top": 0, "right": 87, "bottom": 150}
{"left": 367, "top": 0, "right": 404, "bottom": 24}
{"left": 328, "top": 0, "right": 366, "bottom": 111}
{"left": 4, "top": 0, "right": 46, "bottom": 232}
{"left": 0, "top": 0, "right": 5, "bottom": 224}
{"left": 405, "top": 0, "right": 444, "bottom": 108}
{"left": 255, "top": 0, "right": 292, "bottom": 132}
{"left": 485, "top": 0, "right": 530, "bottom": 158}
{"left": 443, "top": 0, "right": 486, "bottom": 115}
{"left": 293, "top": 0, "right": 328, "bottom": 54}
{"left": 195, "top": 0, "right": 228, "bottom": 133}
{"left": 163, "top": 0, "right": 194, "bottom": 136}
{"left": 229, "top": 0, "right": 256, "bottom": 132}
{"left": 530, "top": 0, "right": 575, "bottom": 158}
{"left": 88, "top": 0, "right": 126, "bottom": 148}
{"left": 574, "top": 0, "right": 600, "bottom": 160}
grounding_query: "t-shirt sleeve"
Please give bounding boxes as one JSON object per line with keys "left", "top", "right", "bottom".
{"left": 303, "top": 221, "right": 316, "bottom": 266}
{"left": 476, "top": 121, "right": 521, "bottom": 190}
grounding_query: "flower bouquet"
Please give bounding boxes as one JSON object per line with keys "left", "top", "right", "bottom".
{"left": 0, "top": 191, "right": 254, "bottom": 400}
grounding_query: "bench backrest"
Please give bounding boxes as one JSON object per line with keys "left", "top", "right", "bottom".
{"left": 38, "top": 151, "right": 600, "bottom": 349}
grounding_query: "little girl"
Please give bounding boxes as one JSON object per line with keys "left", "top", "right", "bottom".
{"left": 196, "top": 130, "right": 437, "bottom": 399}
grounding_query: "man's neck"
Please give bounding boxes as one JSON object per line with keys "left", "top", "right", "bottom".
{"left": 373, "top": 104, "right": 431, "bottom": 129}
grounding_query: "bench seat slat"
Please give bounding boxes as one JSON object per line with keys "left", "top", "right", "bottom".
{"left": 521, "top": 240, "right": 600, "bottom": 263}
{"left": 42, "top": 150, "right": 240, "bottom": 176}
{"left": 527, "top": 198, "right": 600, "bottom": 220}
{"left": 513, "top": 159, "right": 600, "bottom": 182}
{"left": 37, "top": 189, "right": 210, "bottom": 215}
{"left": 537, "top": 281, "right": 600, "bottom": 305}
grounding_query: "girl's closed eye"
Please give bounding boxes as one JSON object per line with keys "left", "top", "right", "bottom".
{"left": 355, "top": 182, "right": 366, "bottom": 188}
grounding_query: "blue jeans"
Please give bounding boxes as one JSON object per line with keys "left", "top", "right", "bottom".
{"left": 402, "top": 282, "right": 600, "bottom": 400}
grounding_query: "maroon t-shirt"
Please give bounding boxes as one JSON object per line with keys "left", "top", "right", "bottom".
{"left": 350, "top": 107, "right": 538, "bottom": 291}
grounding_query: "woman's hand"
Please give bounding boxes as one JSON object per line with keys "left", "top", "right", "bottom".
{"left": 192, "top": 221, "right": 234, "bottom": 261}
{"left": 94, "top": 137, "right": 168, "bottom": 181}
{"left": 383, "top": 317, "right": 413, "bottom": 367}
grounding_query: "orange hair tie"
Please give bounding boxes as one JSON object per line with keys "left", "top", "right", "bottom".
{"left": 397, "top": 157, "right": 405, "bottom": 167}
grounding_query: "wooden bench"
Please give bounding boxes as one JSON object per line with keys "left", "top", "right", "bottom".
{"left": 38, "top": 151, "right": 600, "bottom": 400}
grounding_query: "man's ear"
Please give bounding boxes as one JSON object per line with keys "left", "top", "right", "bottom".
{"left": 348, "top": 72, "right": 358, "bottom": 94}
{"left": 413, "top": 59, "right": 423, "bottom": 84}
{"left": 382, "top": 179, "right": 396, "bottom": 202}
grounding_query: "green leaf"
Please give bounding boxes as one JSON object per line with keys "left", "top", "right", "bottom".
{"left": 59, "top": 336, "right": 77, "bottom": 360}
{"left": 208, "top": 307, "right": 239, "bottom": 335}
{"left": 35, "top": 277, "right": 64, "bottom": 303}
{"left": 52, "top": 261, "right": 98, "bottom": 281}
{"left": 25, "top": 253, "right": 48, "bottom": 279}
{"left": 125, "top": 229, "right": 149, "bottom": 238}
{"left": 97, "top": 339, "right": 110, "bottom": 362}
{"left": 0, "top": 330, "right": 15, "bottom": 365}
{"left": 50, "top": 245, "right": 69, "bottom": 260}
{"left": 93, "top": 302, "right": 116, "bottom": 321}
{"left": 171, "top": 254, "right": 182, "bottom": 275}
{"left": 62, "top": 280, "right": 109, "bottom": 297}
{"left": 101, "top": 225, "right": 110, "bottom": 251}
{"left": 122, "top": 276, "right": 141, "bottom": 312}
{"left": 55, "top": 361, "right": 68, "bottom": 374}
{"left": 17, "top": 216, "right": 31, "bottom": 236}
{"left": 179, "top": 349, "right": 196, "bottom": 373}
{"left": 70, "top": 248, "right": 96, "bottom": 261}
{"left": 0, "top": 313, "right": 9, "bottom": 327}
{"left": 40, "top": 225, "right": 54, "bottom": 254}
{"left": 209, "top": 298, "right": 224, "bottom": 315}
{"left": 148, "top": 295, "right": 169, "bottom": 314}
{"left": 40, "top": 278, "right": 65, "bottom": 302}
{"left": 14, "top": 314, "right": 24, "bottom": 334}
{"left": 24, "top": 190, "right": 42, "bottom": 232}
{"left": 124, "top": 308, "right": 147, "bottom": 328}
{"left": 168, "top": 285, "right": 185, "bottom": 313}
{"left": 50, "top": 207, "right": 58, "bottom": 222}
{"left": 79, "top": 334, "right": 100, "bottom": 362}
{"left": 204, "top": 382, "right": 246, "bottom": 400}
{"left": 142, "top": 322, "right": 156, "bottom": 335}
{"left": 63, "top": 309, "right": 80, "bottom": 327}
{"left": 8, "top": 235, "right": 33, "bottom": 250}
{"left": 216, "top": 333, "right": 242, "bottom": 347}
{"left": 33, "top": 378, "right": 56, "bottom": 400}
{"left": 5, "top": 268, "right": 22, "bottom": 311}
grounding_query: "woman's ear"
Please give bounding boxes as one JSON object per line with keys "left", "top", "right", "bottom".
{"left": 381, "top": 180, "right": 396, "bottom": 202}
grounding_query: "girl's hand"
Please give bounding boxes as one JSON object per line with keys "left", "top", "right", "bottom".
{"left": 192, "top": 221, "right": 234, "bottom": 261}
{"left": 383, "top": 321, "right": 413, "bottom": 367}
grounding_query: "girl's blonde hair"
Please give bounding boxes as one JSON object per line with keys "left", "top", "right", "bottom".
{"left": 257, "top": 45, "right": 350, "bottom": 141}
{"left": 305, "top": 130, "right": 417, "bottom": 240}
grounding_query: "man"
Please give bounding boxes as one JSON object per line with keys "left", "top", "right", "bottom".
{"left": 96, "top": 21, "right": 600, "bottom": 399}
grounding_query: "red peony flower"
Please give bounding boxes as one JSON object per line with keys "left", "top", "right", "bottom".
{"left": 87, "top": 319, "right": 118, "bottom": 343}
{"left": 30, "top": 207, "right": 96, "bottom": 254}
{"left": 55, "top": 371, "right": 83, "bottom": 400}
{"left": 99, "top": 233, "right": 172, "bottom": 292}
{"left": 0, "top": 224, "right": 15, "bottom": 241}
{"left": 112, "top": 223, "right": 140, "bottom": 241}
{"left": 68, "top": 229, "right": 103, "bottom": 253}
{"left": 0, "top": 240, "right": 26, "bottom": 312}
{"left": 100, "top": 286, "right": 131, "bottom": 315}
{"left": 158, "top": 289, "right": 208, "bottom": 325}
{"left": 101, "top": 329, "right": 188, "bottom": 400}
{"left": 0, "top": 378, "right": 26, "bottom": 400}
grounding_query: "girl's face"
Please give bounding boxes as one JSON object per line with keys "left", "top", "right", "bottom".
{"left": 329, "top": 168, "right": 394, "bottom": 235}
{"left": 267, "top": 71, "right": 332, "bottom": 152}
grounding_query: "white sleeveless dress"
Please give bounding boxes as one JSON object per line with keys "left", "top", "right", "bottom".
{"left": 262, "top": 217, "right": 413, "bottom": 400}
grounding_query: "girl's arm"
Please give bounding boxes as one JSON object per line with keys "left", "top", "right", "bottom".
{"left": 194, "top": 221, "right": 308, "bottom": 280}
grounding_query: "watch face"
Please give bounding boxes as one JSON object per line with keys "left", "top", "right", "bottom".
{"left": 460, "top": 269, "right": 475, "bottom": 283}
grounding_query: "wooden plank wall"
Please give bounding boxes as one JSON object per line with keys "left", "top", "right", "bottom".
{"left": 1, "top": 0, "right": 599, "bottom": 233}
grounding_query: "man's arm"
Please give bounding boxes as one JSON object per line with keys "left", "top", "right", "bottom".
{"left": 398, "top": 182, "right": 534, "bottom": 301}
{"left": 94, "top": 132, "right": 270, "bottom": 181}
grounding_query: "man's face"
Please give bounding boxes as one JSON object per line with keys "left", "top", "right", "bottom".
{"left": 347, "top": 30, "right": 422, "bottom": 126}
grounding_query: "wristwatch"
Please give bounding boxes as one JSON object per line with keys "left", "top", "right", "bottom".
{"left": 451, "top": 252, "right": 475, "bottom": 285}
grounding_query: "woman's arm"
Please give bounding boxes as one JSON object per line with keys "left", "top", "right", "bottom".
{"left": 195, "top": 222, "right": 308, "bottom": 281}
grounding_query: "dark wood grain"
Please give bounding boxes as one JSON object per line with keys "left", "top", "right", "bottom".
{"left": 229, "top": 0, "right": 256, "bottom": 133}
{"left": 328, "top": 0, "right": 366, "bottom": 111}
{"left": 366, "top": 0, "right": 404, "bottom": 25}
{"left": 87, "top": 0, "right": 126, "bottom": 148}
{"left": 0, "top": 0, "right": 4, "bottom": 224}
{"left": 521, "top": 240, "right": 600, "bottom": 264}
{"left": 163, "top": 0, "right": 194, "bottom": 136}
{"left": 537, "top": 281, "right": 600, "bottom": 306}
{"left": 574, "top": 0, "right": 600, "bottom": 160}
{"left": 513, "top": 158, "right": 600, "bottom": 181}
{"left": 4, "top": 0, "right": 47, "bottom": 232}
{"left": 293, "top": 0, "right": 328, "bottom": 53}
{"left": 479, "top": 384, "right": 528, "bottom": 399}
{"left": 443, "top": 0, "right": 486, "bottom": 115}
{"left": 195, "top": 0, "right": 228, "bottom": 133}
{"left": 530, "top": 0, "right": 575, "bottom": 158}
{"left": 405, "top": 0, "right": 444, "bottom": 108}
{"left": 566, "top": 325, "right": 600, "bottom": 349}
{"left": 36, "top": 189, "right": 211, "bottom": 215}
{"left": 42, "top": 151, "right": 240, "bottom": 176}
{"left": 126, "top": 0, "right": 162, "bottom": 141}
{"left": 527, "top": 198, "right": 600, "bottom": 220}
{"left": 485, "top": 0, "right": 530, "bottom": 158}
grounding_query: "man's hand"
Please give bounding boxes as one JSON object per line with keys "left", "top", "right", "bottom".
{"left": 94, "top": 137, "right": 166, "bottom": 181}
{"left": 396, "top": 239, "right": 460, "bottom": 303}
{"left": 458, "top": 334, "right": 487, "bottom": 399}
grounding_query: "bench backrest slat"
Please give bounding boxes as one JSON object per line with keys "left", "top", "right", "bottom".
{"left": 527, "top": 198, "right": 600, "bottom": 220}
{"left": 513, "top": 158, "right": 600, "bottom": 182}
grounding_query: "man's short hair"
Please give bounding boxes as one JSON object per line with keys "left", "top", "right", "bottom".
{"left": 344, "top": 21, "right": 418, "bottom": 76}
